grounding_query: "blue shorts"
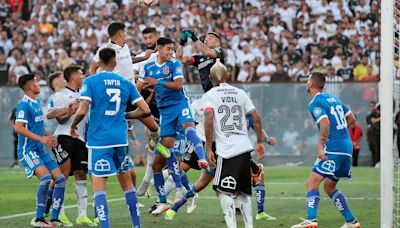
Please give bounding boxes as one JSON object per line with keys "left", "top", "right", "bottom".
{"left": 19, "top": 149, "right": 59, "bottom": 178}
{"left": 88, "top": 147, "right": 130, "bottom": 177}
{"left": 159, "top": 100, "right": 195, "bottom": 138}
{"left": 128, "top": 155, "right": 134, "bottom": 169}
{"left": 312, "top": 153, "right": 352, "bottom": 181}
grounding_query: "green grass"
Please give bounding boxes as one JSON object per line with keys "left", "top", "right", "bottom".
{"left": 0, "top": 167, "right": 379, "bottom": 227}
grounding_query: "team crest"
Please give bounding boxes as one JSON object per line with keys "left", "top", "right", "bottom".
{"left": 163, "top": 67, "right": 169, "bottom": 74}
{"left": 313, "top": 107, "right": 322, "bottom": 117}
{"left": 33, "top": 159, "right": 40, "bottom": 165}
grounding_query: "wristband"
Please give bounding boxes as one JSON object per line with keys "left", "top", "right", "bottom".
{"left": 158, "top": 80, "right": 167, "bottom": 86}
{"left": 263, "top": 136, "right": 270, "bottom": 143}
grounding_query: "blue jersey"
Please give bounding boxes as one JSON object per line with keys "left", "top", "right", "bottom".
{"left": 16, "top": 95, "right": 45, "bottom": 153}
{"left": 308, "top": 92, "right": 352, "bottom": 154}
{"left": 80, "top": 70, "right": 143, "bottom": 148}
{"left": 141, "top": 58, "right": 186, "bottom": 108}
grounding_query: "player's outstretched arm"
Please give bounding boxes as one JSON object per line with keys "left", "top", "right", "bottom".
{"left": 346, "top": 112, "right": 356, "bottom": 126}
{"left": 187, "top": 30, "right": 218, "bottom": 58}
{"left": 132, "top": 49, "right": 153, "bottom": 64}
{"left": 250, "top": 110, "right": 266, "bottom": 160}
{"left": 70, "top": 100, "right": 90, "bottom": 138}
{"left": 88, "top": 61, "right": 99, "bottom": 76}
{"left": 46, "top": 107, "right": 68, "bottom": 121}
{"left": 126, "top": 100, "right": 152, "bottom": 119}
{"left": 318, "top": 118, "right": 330, "bottom": 160}
{"left": 204, "top": 108, "right": 216, "bottom": 167}
{"left": 15, "top": 122, "right": 57, "bottom": 147}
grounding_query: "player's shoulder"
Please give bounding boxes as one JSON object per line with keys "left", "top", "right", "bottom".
{"left": 169, "top": 57, "right": 183, "bottom": 66}
{"left": 144, "top": 60, "right": 156, "bottom": 69}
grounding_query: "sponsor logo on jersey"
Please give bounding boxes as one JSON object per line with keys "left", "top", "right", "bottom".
{"left": 35, "top": 115, "right": 45, "bottom": 122}
{"left": 18, "top": 110, "right": 24, "bottom": 118}
{"left": 163, "top": 67, "right": 169, "bottom": 75}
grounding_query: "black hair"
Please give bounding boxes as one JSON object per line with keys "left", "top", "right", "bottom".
{"left": 18, "top": 73, "right": 35, "bottom": 90}
{"left": 157, "top": 37, "right": 174, "bottom": 46}
{"left": 142, "top": 27, "right": 157, "bottom": 35}
{"left": 310, "top": 72, "right": 326, "bottom": 90}
{"left": 47, "top": 71, "right": 63, "bottom": 91}
{"left": 108, "top": 22, "right": 125, "bottom": 37}
{"left": 99, "top": 48, "right": 116, "bottom": 65}
{"left": 63, "top": 65, "right": 82, "bottom": 82}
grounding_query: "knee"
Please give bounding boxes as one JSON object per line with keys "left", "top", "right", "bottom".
{"left": 324, "top": 184, "right": 336, "bottom": 196}
{"left": 152, "top": 161, "right": 162, "bottom": 172}
{"left": 74, "top": 170, "right": 87, "bottom": 180}
{"left": 55, "top": 174, "right": 67, "bottom": 187}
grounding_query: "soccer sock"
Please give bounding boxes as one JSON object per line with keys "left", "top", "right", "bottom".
{"left": 255, "top": 184, "right": 265, "bottom": 214}
{"left": 236, "top": 194, "right": 253, "bottom": 228}
{"left": 171, "top": 195, "right": 188, "bottom": 212}
{"left": 154, "top": 172, "right": 166, "bottom": 203}
{"left": 330, "top": 190, "right": 355, "bottom": 222}
{"left": 44, "top": 185, "right": 54, "bottom": 214}
{"left": 124, "top": 189, "right": 140, "bottom": 227}
{"left": 76, "top": 180, "right": 88, "bottom": 217}
{"left": 219, "top": 194, "right": 237, "bottom": 228}
{"left": 306, "top": 189, "right": 320, "bottom": 221}
{"left": 180, "top": 171, "right": 193, "bottom": 195}
{"left": 165, "top": 148, "right": 182, "bottom": 188}
{"left": 94, "top": 191, "right": 110, "bottom": 228}
{"left": 36, "top": 174, "right": 51, "bottom": 219}
{"left": 51, "top": 175, "right": 66, "bottom": 220}
{"left": 164, "top": 176, "right": 176, "bottom": 197}
{"left": 142, "top": 153, "right": 154, "bottom": 183}
{"left": 191, "top": 184, "right": 199, "bottom": 193}
{"left": 184, "top": 126, "right": 206, "bottom": 160}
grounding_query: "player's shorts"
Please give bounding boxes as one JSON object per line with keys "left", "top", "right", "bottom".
{"left": 52, "top": 135, "right": 88, "bottom": 172}
{"left": 213, "top": 151, "right": 252, "bottom": 195}
{"left": 19, "top": 149, "right": 59, "bottom": 178}
{"left": 88, "top": 146, "right": 130, "bottom": 177}
{"left": 159, "top": 100, "right": 195, "bottom": 138}
{"left": 312, "top": 153, "right": 352, "bottom": 181}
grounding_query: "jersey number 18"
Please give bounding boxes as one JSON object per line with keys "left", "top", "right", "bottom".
{"left": 330, "top": 105, "right": 347, "bottom": 130}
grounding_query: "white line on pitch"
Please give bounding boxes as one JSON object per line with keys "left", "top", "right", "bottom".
{"left": 0, "top": 196, "right": 380, "bottom": 221}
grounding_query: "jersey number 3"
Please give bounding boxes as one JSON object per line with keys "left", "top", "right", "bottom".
{"left": 218, "top": 105, "right": 243, "bottom": 131}
{"left": 330, "top": 105, "right": 347, "bottom": 130}
{"left": 105, "top": 88, "right": 121, "bottom": 116}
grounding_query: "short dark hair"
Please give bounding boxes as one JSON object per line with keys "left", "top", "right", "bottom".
{"left": 108, "top": 22, "right": 125, "bottom": 37}
{"left": 18, "top": 73, "right": 35, "bottom": 90}
{"left": 64, "top": 65, "right": 82, "bottom": 82}
{"left": 310, "top": 72, "right": 325, "bottom": 89}
{"left": 157, "top": 37, "right": 174, "bottom": 46}
{"left": 142, "top": 27, "right": 157, "bottom": 35}
{"left": 99, "top": 48, "right": 116, "bottom": 65}
{"left": 47, "top": 71, "right": 63, "bottom": 91}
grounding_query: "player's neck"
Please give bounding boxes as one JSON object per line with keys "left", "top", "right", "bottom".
{"left": 156, "top": 57, "right": 167, "bottom": 65}
{"left": 310, "top": 89, "right": 322, "bottom": 99}
{"left": 67, "top": 83, "right": 79, "bottom": 92}
{"left": 111, "top": 38, "right": 124, "bottom": 47}
{"left": 25, "top": 91, "right": 37, "bottom": 100}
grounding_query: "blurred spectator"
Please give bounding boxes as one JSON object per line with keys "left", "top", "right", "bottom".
{"left": 237, "top": 60, "right": 251, "bottom": 82}
{"left": 256, "top": 55, "right": 276, "bottom": 82}
{"left": 0, "top": 48, "right": 9, "bottom": 84}
{"left": 8, "top": 105, "right": 19, "bottom": 168}
{"left": 353, "top": 55, "right": 371, "bottom": 81}
{"left": 366, "top": 101, "right": 380, "bottom": 167}
{"left": 361, "top": 65, "right": 379, "bottom": 81}
{"left": 270, "top": 63, "right": 290, "bottom": 82}
{"left": 282, "top": 122, "right": 300, "bottom": 154}
{"left": 396, "top": 103, "right": 400, "bottom": 157}
{"left": 348, "top": 120, "right": 362, "bottom": 166}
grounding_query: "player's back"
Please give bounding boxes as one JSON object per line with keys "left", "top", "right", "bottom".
{"left": 202, "top": 83, "right": 254, "bottom": 159}
{"left": 81, "top": 71, "right": 140, "bottom": 148}
{"left": 309, "top": 92, "right": 352, "bottom": 153}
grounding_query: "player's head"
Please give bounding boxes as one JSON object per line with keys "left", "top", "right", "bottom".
{"left": 307, "top": 72, "right": 325, "bottom": 93}
{"left": 64, "top": 65, "right": 85, "bottom": 87}
{"left": 142, "top": 27, "right": 158, "bottom": 49}
{"left": 209, "top": 59, "right": 228, "bottom": 86}
{"left": 108, "top": 22, "right": 127, "bottom": 43}
{"left": 204, "top": 32, "right": 221, "bottom": 48}
{"left": 18, "top": 73, "right": 40, "bottom": 94}
{"left": 157, "top": 37, "right": 174, "bottom": 61}
{"left": 47, "top": 71, "right": 66, "bottom": 92}
{"left": 99, "top": 47, "right": 117, "bottom": 70}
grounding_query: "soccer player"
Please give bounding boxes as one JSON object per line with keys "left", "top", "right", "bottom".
{"left": 176, "top": 29, "right": 225, "bottom": 92}
{"left": 136, "top": 37, "right": 208, "bottom": 215}
{"left": 48, "top": 65, "right": 95, "bottom": 226}
{"left": 291, "top": 72, "right": 360, "bottom": 228}
{"left": 14, "top": 74, "right": 66, "bottom": 227}
{"left": 71, "top": 48, "right": 153, "bottom": 228}
{"left": 202, "top": 59, "right": 265, "bottom": 228}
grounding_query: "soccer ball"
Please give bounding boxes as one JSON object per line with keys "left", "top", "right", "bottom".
{"left": 137, "top": 0, "right": 159, "bottom": 8}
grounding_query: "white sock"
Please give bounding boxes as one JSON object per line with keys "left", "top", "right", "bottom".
{"left": 219, "top": 194, "right": 237, "bottom": 228}
{"left": 164, "top": 176, "right": 176, "bottom": 197}
{"left": 60, "top": 205, "right": 65, "bottom": 216}
{"left": 143, "top": 153, "right": 154, "bottom": 183}
{"left": 236, "top": 194, "right": 253, "bottom": 228}
{"left": 162, "top": 169, "right": 170, "bottom": 180}
{"left": 75, "top": 180, "right": 88, "bottom": 217}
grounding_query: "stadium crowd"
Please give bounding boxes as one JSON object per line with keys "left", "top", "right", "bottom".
{"left": 0, "top": 0, "right": 381, "bottom": 86}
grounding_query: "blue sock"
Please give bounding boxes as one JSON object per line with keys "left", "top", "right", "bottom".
{"left": 171, "top": 195, "right": 188, "bottom": 212}
{"left": 191, "top": 184, "right": 198, "bottom": 193}
{"left": 124, "top": 189, "right": 140, "bottom": 228}
{"left": 44, "top": 185, "right": 54, "bottom": 214}
{"left": 154, "top": 172, "right": 166, "bottom": 203}
{"left": 36, "top": 174, "right": 51, "bottom": 219}
{"left": 51, "top": 175, "right": 66, "bottom": 220}
{"left": 185, "top": 126, "right": 206, "bottom": 160}
{"left": 330, "top": 190, "right": 355, "bottom": 222}
{"left": 180, "top": 171, "right": 192, "bottom": 192}
{"left": 306, "top": 189, "right": 320, "bottom": 221}
{"left": 94, "top": 191, "right": 110, "bottom": 228}
{"left": 255, "top": 184, "right": 265, "bottom": 214}
{"left": 165, "top": 148, "right": 182, "bottom": 188}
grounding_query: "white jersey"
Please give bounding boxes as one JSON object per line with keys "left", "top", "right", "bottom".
{"left": 201, "top": 83, "right": 255, "bottom": 159}
{"left": 132, "top": 50, "right": 158, "bottom": 78}
{"left": 93, "top": 40, "right": 134, "bottom": 81}
{"left": 52, "top": 87, "right": 88, "bottom": 142}
{"left": 191, "top": 99, "right": 205, "bottom": 142}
